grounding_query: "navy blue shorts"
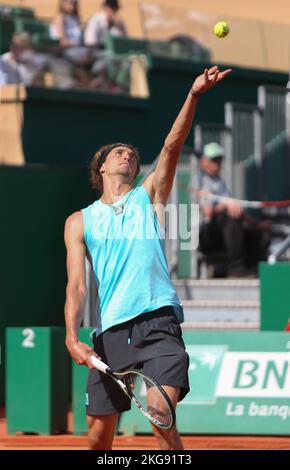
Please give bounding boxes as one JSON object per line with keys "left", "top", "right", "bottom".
{"left": 86, "top": 306, "right": 190, "bottom": 416}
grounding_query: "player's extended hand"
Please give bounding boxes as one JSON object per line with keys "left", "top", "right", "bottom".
{"left": 191, "top": 66, "right": 232, "bottom": 96}
{"left": 66, "top": 338, "right": 100, "bottom": 368}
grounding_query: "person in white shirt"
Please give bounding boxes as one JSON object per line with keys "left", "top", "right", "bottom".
{"left": 84, "top": 0, "right": 127, "bottom": 49}
{"left": 0, "top": 32, "right": 43, "bottom": 86}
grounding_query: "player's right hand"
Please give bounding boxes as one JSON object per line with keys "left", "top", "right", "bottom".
{"left": 66, "top": 338, "right": 101, "bottom": 368}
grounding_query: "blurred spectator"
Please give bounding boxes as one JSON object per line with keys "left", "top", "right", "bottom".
{"left": 197, "top": 142, "right": 272, "bottom": 278}
{"left": 84, "top": 0, "right": 127, "bottom": 49}
{"left": 50, "top": 0, "right": 93, "bottom": 66}
{"left": 50, "top": 0, "right": 82, "bottom": 47}
{"left": 49, "top": 0, "right": 128, "bottom": 90}
{"left": 0, "top": 32, "right": 43, "bottom": 86}
{"left": 83, "top": 0, "right": 129, "bottom": 92}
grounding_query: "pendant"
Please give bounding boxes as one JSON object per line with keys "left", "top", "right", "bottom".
{"left": 113, "top": 204, "right": 124, "bottom": 215}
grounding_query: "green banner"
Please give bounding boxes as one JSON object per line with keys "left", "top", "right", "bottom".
{"left": 260, "top": 262, "right": 290, "bottom": 331}
{"left": 119, "top": 332, "right": 290, "bottom": 435}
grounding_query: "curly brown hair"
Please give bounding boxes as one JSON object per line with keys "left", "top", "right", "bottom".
{"left": 89, "top": 143, "right": 141, "bottom": 193}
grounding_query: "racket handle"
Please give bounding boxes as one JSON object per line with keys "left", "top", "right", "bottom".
{"left": 90, "top": 355, "right": 110, "bottom": 374}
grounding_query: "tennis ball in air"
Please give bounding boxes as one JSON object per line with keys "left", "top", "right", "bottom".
{"left": 214, "top": 21, "right": 230, "bottom": 38}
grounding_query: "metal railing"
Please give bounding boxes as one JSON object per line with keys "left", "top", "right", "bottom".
{"left": 268, "top": 234, "right": 290, "bottom": 264}
{"left": 258, "top": 85, "right": 287, "bottom": 143}
{"left": 225, "top": 102, "right": 263, "bottom": 199}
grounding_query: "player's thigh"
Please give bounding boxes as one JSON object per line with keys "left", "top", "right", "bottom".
{"left": 147, "top": 385, "right": 180, "bottom": 411}
{"left": 87, "top": 413, "right": 119, "bottom": 448}
{"left": 143, "top": 349, "right": 190, "bottom": 403}
{"left": 162, "top": 385, "right": 180, "bottom": 408}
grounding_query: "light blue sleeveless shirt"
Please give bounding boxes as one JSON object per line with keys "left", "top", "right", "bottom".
{"left": 81, "top": 185, "right": 184, "bottom": 336}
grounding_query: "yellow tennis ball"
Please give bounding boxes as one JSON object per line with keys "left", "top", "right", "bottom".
{"left": 214, "top": 21, "right": 230, "bottom": 38}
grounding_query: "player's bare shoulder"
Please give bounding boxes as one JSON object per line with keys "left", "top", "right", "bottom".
{"left": 64, "top": 211, "right": 84, "bottom": 244}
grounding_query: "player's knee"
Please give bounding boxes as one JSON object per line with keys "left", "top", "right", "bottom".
{"left": 88, "top": 431, "right": 112, "bottom": 450}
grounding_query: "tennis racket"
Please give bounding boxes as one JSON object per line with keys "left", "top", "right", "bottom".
{"left": 90, "top": 355, "right": 175, "bottom": 429}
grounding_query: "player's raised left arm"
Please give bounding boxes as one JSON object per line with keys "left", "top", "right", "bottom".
{"left": 143, "top": 66, "right": 232, "bottom": 205}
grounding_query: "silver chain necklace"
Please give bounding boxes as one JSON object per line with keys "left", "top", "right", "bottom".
{"left": 100, "top": 198, "right": 124, "bottom": 215}
{"left": 112, "top": 204, "right": 124, "bottom": 216}
{"left": 100, "top": 188, "right": 134, "bottom": 215}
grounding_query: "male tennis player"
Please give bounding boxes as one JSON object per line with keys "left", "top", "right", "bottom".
{"left": 64, "top": 65, "right": 231, "bottom": 450}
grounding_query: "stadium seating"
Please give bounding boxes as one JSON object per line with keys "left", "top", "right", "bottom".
{"left": 0, "top": 15, "right": 13, "bottom": 53}
{"left": 0, "top": 3, "right": 37, "bottom": 53}
{"left": 106, "top": 34, "right": 211, "bottom": 62}
{"left": 106, "top": 34, "right": 148, "bottom": 56}
{"left": 14, "top": 16, "right": 49, "bottom": 36}
{"left": 0, "top": 5, "right": 51, "bottom": 54}
{"left": 13, "top": 16, "right": 59, "bottom": 53}
{"left": 0, "top": 4, "right": 35, "bottom": 18}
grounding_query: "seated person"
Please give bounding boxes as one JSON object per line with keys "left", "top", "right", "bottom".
{"left": 83, "top": 0, "right": 129, "bottom": 92}
{"left": 0, "top": 32, "right": 43, "bottom": 86}
{"left": 50, "top": 0, "right": 92, "bottom": 66}
{"left": 50, "top": 0, "right": 82, "bottom": 47}
{"left": 84, "top": 0, "right": 127, "bottom": 49}
{"left": 197, "top": 142, "right": 272, "bottom": 278}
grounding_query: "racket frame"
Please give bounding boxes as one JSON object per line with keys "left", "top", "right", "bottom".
{"left": 90, "top": 356, "right": 176, "bottom": 429}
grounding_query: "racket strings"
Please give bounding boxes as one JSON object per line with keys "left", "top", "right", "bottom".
{"left": 114, "top": 369, "right": 174, "bottom": 428}
{"left": 137, "top": 374, "right": 173, "bottom": 428}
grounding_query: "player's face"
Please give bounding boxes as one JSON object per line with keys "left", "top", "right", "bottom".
{"left": 103, "top": 146, "right": 138, "bottom": 179}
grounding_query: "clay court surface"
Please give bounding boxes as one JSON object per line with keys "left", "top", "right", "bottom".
{"left": 1, "top": 410, "right": 290, "bottom": 450}
{"left": 2, "top": 435, "right": 290, "bottom": 451}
